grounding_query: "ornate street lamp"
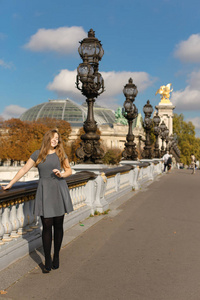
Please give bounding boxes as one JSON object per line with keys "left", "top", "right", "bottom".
{"left": 142, "top": 100, "right": 153, "bottom": 159}
{"left": 164, "top": 127, "right": 169, "bottom": 152}
{"left": 153, "top": 112, "right": 161, "bottom": 158}
{"left": 167, "top": 134, "right": 174, "bottom": 152}
{"left": 76, "top": 29, "right": 105, "bottom": 164}
{"left": 159, "top": 121, "right": 167, "bottom": 157}
{"left": 122, "top": 78, "right": 138, "bottom": 160}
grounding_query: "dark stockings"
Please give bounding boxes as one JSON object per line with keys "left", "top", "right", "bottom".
{"left": 41, "top": 215, "right": 64, "bottom": 270}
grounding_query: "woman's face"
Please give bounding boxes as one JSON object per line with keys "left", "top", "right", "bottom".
{"left": 50, "top": 133, "right": 59, "bottom": 148}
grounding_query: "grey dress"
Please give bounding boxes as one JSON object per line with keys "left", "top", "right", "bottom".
{"left": 31, "top": 150, "right": 73, "bottom": 218}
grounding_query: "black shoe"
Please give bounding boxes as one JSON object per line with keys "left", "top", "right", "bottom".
{"left": 43, "top": 266, "right": 51, "bottom": 273}
{"left": 52, "top": 256, "right": 59, "bottom": 270}
{"left": 43, "top": 257, "right": 52, "bottom": 273}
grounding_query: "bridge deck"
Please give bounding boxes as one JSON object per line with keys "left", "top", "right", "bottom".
{"left": 1, "top": 169, "right": 200, "bottom": 300}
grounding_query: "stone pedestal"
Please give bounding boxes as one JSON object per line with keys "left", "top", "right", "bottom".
{"left": 155, "top": 99, "right": 175, "bottom": 149}
{"left": 72, "top": 164, "right": 109, "bottom": 213}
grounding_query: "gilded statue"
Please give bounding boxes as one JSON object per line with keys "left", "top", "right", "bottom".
{"left": 155, "top": 83, "right": 173, "bottom": 103}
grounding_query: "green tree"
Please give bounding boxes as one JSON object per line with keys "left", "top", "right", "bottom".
{"left": 103, "top": 148, "right": 122, "bottom": 165}
{"left": 173, "top": 113, "right": 200, "bottom": 165}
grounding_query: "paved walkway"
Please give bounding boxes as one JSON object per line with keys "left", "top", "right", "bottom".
{"left": 1, "top": 169, "right": 200, "bottom": 300}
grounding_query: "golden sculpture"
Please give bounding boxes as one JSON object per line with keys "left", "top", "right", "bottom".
{"left": 155, "top": 83, "right": 173, "bottom": 103}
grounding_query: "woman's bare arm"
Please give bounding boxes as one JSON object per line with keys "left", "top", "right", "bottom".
{"left": 53, "top": 158, "right": 72, "bottom": 178}
{"left": 1, "top": 158, "right": 36, "bottom": 190}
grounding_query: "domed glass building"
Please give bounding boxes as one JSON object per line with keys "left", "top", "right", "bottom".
{"left": 20, "top": 98, "right": 116, "bottom": 127}
{"left": 20, "top": 98, "right": 144, "bottom": 151}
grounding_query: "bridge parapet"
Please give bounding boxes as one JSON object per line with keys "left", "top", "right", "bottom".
{"left": 0, "top": 161, "right": 163, "bottom": 271}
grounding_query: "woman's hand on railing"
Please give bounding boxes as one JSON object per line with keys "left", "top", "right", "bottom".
{"left": 1, "top": 183, "right": 12, "bottom": 191}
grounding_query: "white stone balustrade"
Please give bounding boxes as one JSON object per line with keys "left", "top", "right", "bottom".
{"left": 0, "top": 161, "right": 163, "bottom": 271}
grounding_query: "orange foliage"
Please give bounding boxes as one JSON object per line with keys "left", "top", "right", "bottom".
{"left": 0, "top": 118, "right": 71, "bottom": 162}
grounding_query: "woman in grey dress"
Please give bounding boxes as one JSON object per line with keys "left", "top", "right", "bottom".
{"left": 2, "top": 129, "right": 73, "bottom": 273}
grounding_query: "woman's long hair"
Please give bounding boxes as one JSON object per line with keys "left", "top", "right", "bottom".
{"left": 35, "top": 129, "right": 66, "bottom": 168}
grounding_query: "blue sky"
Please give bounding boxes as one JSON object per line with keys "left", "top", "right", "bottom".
{"left": 1, "top": 0, "right": 200, "bottom": 135}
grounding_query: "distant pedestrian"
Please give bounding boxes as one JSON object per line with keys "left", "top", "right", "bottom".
{"left": 167, "top": 154, "right": 172, "bottom": 172}
{"left": 162, "top": 151, "right": 170, "bottom": 172}
{"left": 1, "top": 129, "right": 73, "bottom": 273}
{"left": 191, "top": 154, "right": 196, "bottom": 174}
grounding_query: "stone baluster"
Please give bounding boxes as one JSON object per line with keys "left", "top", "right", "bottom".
{"left": 73, "top": 188, "right": 78, "bottom": 209}
{"left": 149, "top": 163, "right": 154, "bottom": 181}
{"left": 75, "top": 187, "right": 79, "bottom": 208}
{"left": 0, "top": 206, "right": 5, "bottom": 245}
{"left": 93, "top": 174, "right": 108, "bottom": 213}
{"left": 138, "top": 167, "right": 142, "bottom": 181}
{"left": 81, "top": 185, "right": 86, "bottom": 207}
{"left": 78, "top": 186, "right": 82, "bottom": 207}
{"left": 10, "top": 200, "right": 20, "bottom": 238}
{"left": 129, "top": 168, "right": 139, "bottom": 191}
{"left": 114, "top": 173, "right": 120, "bottom": 192}
{"left": 78, "top": 185, "right": 85, "bottom": 208}
{"left": 17, "top": 199, "right": 27, "bottom": 235}
{"left": 85, "top": 180, "right": 96, "bottom": 214}
{"left": 2, "top": 203, "right": 13, "bottom": 242}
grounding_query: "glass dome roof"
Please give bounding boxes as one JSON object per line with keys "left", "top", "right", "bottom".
{"left": 20, "top": 98, "right": 116, "bottom": 127}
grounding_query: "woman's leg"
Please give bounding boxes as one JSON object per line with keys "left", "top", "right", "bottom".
{"left": 52, "top": 215, "right": 64, "bottom": 269}
{"left": 41, "top": 216, "right": 53, "bottom": 270}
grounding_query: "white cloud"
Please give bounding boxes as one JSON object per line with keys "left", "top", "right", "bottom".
{"left": 0, "top": 59, "right": 13, "bottom": 69}
{"left": 24, "top": 26, "right": 87, "bottom": 54}
{"left": 101, "top": 71, "right": 154, "bottom": 96}
{"left": 47, "top": 69, "right": 156, "bottom": 107}
{"left": 174, "top": 34, "right": 200, "bottom": 63}
{"left": 0, "top": 105, "right": 27, "bottom": 120}
{"left": 171, "top": 70, "right": 200, "bottom": 110}
{"left": 47, "top": 69, "right": 78, "bottom": 96}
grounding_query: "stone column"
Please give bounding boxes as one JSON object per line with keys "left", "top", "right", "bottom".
{"left": 155, "top": 99, "right": 175, "bottom": 149}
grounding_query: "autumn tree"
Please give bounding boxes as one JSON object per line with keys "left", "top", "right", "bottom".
{"left": 0, "top": 118, "right": 48, "bottom": 163}
{"left": 173, "top": 113, "right": 200, "bottom": 165}
{"left": 0, "top": 118, "right": 72, "bottom": 163}
{"left": 102, "top": 147, "right": 122, "bottom": 165}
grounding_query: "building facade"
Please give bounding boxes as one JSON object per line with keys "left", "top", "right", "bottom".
{"left": 20, "top": 98, "right": 145, "bottom": 151}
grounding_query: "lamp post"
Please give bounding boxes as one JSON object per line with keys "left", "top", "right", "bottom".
{"left": 76, "top": 29, "right": 105, "bottom": 164}
{"left": 167, "top": 134, "right": 174, "bottom": 152}
{"left": 121, "top": 78, "right": 138, "bottom": 161}
{"left": 164, "top": 128, "right": 169, "bottom": 152}
{"left": 142, "top": 100, "right": 153, "bottom": 159}
{"left": 159, "top": 121, "right": 167, "bottom": 157}
{"left": 153, "top": 112, "right": 161, "bottom": 158}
